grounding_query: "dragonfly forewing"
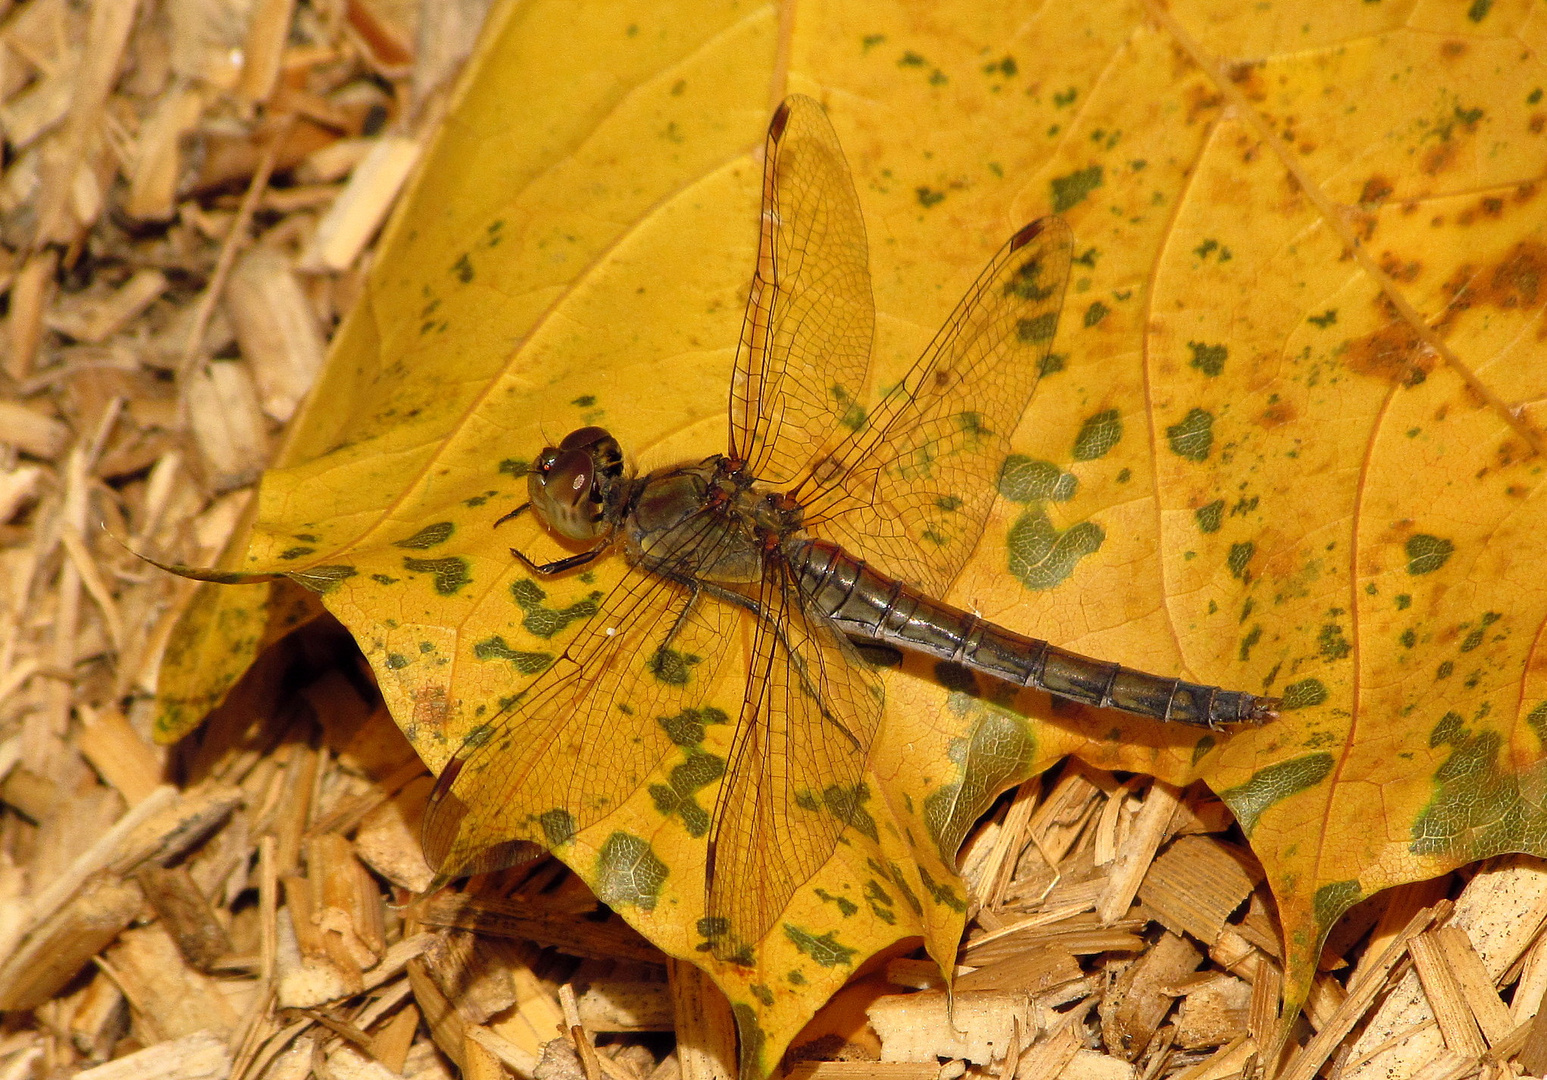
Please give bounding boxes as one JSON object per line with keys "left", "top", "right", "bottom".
{"left": 729, "top": 95, "right": 874, "bottom": 487}
{"left": 791, "top": 217, "right": 1074, "bottom": 599}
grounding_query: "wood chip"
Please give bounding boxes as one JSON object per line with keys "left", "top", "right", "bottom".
{"left": 47, "top": 269, "right": 169, "bottom": 343}
{"left": 104, "top": 922, "right": 242, "bottom": 1041}
{"left": 224, "top": 246, "right": 325, "bottom": 422}
{"left": 72, "top": 1031, "right": 231, "bottom": 1080}
{"left": 125, "top": 85, "right": 205, "bottom": 221}
{"left": 0, "top": 875, "right": 142, "bottom": 1010}
{"left": 1097, "top": 780, "right": 1181, "bottom": 925}
{"left": 1100, "top": 931, "right": 1202, "bottom": 1061}
{"left": 298, "top": 136, "right": 421, "bottom": 272}
{"left": 76, "top": 705, "right": 165, "bottom": 806}
{"left": 5, "top": 249, "right": 58, "bottom": 381}
{"left": 785, "top": 1067, "right": 939, "bottom": 1080}
{"left": 668, "top": 958, "right": 735, "bottom": 1080}
{"left": 134, "top": 864, "right": 233, "bottom": 972}
{"left": 184, "top": 359, "right": 267, "bottom": 492}
{"left": 1173, "top": 975, "right": 1251, "bottom": 1050}
{"left": 1136, "top": 835, "right": 1259, "bottom": 945}
{"left": 868, "top": 990, "right": 1035, "bottom": 1065}
{"left": 237, "top": 0, "right": 297, "bottom": 102}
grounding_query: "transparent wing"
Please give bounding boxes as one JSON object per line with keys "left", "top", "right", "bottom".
{"left": 728, "top": 95, "right": 874, "bottom": 486}
{"left": 422, "top": 512, "right": 743, "bottom": 881}
{"left": 704, "top": 557, "right": 884, "bottom": 959}
{"left": 788, "top": 216, "right": 1074, "bottom": 598}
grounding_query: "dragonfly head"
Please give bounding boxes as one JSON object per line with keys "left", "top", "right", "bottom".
{"left": 529, "top": 426, "right": 624, "bottom": 541}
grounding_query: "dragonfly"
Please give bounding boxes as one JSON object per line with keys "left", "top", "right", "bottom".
{"left": 422, "top": 95, "right": 1278, "bottom": 959}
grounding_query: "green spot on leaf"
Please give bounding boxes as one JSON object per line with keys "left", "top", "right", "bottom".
{"left": 292, "top": 565, "right": 357, "bottom": 594}
{"left": 916, "top": 865, "right": 967, "bottom": 912}
{"left": 1051, "top": 164, "right": 1103, "bottom": 213}
{"left": 649, "top": 647, "right": 702, "bottom": 685}
{"left": 593, "top": 832, "right": 667, "bottom": 911}
{"left": 279, "top": 546, "right": 315, "bottom": 560}
{"left": 1527, "top": 703, "right": 1547, "bottom": 749}
{"left": 1220, "top": 753, "right": 1335, "bottom": 836}
{"left": 1313, "top": 880, "right": 1363, "bottom": 931}
{"left": 1188, "top": 341, "right": 1227, "bottom": 377}
{"left": 403, "top": 556, "right": 471, "bottom": 595}
{"left": 1195, "top": 500, "right": 1224, "bottom": 533}
{"left": 822, "top": 784, "right": 879, "bottom": 842}
{"left": 1016, "top": 312, "right": 1059, "bottom": 344}
{"left": 540, "top": 809, "right": 576, "bottom": 847}
{"left": 1405, "top": 534, "right": 1454, "bottom": 575}
{"left": 1227, "top": 541, "right": 1254, "bottom": 580}
{"left": 393, "top": 522, "right": 455, "bottom": 549}
{"left": 474, "top": 636, "right": 553, "bottom": 674}
{"left": 1166, "top": 408, "right": 1214, "bottom": 461}
{"left": 1280, "top": 679, "right": 1328, "bottom": 710}
{"left": 1007, "top": 508, "right": 1104, "bottom": 591}
{"left": 511, "top": 578, "right": 599, "bottom": 638}
{"left": 1072, "top": 409, "right": 1121, "bottom": 460}
{"left": 813, "top": 889, "right": 857, "bottom": 917}
{"left": 385, "top": 653, "right": 408, "bottom": 670}
{"left": 1083, "top": 300, "right": 1110, "bottom": 327}
{"left": 923, "top": 707, "right": 1033, "bottom": 865}
{"left": 998, "top": 456, "right": 1077, "bottom": 503}
{"left": 649, "top": 749, "right": 725, "bottom": 838}
{"left": 783, "top": 925, "right": 857, "bottom": 967}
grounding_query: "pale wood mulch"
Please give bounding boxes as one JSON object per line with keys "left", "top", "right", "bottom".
{"left": 1, "top": 4, "right": 1546, "bottom": 1080}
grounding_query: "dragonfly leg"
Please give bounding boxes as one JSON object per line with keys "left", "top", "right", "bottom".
{"left": 509, "top": 543, "right": 608, "bottom": 576}
{"left": 493, "top": 502, "right": 531, "bottom": 528}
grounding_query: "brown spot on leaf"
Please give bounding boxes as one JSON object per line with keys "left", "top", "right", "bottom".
{"left": 412, "top": 682, "right": 450, "bottom": 734}
{"left": 1516, "top": 181, "right": 1539, "bottom": 204}
{"left": 1422, "top": 142, "right": 1457, "bottom": 176}
{"left": 1257, "top": 402, "right": 1296, "bottom": 428}
{"left": 1360, "top": 176, "right": 1395, "bottom": 206}
{"left": 1380, "top": 253, "right": 1422, "bottom": 283}
{"left": 1226, "top": 62, "right": 1266, "bottom": 100}
{"left": 1531, "top": 114, "right": 1545, "bottom": 135}
{"left": 1442, "top": 242, "right": 1547, "bottom": 314}
{"left": 1440, "top": 40, "right": 1467, "bottom": 59}
{"left": 1184, "top": 84, "right": 1224, "bottom": 122}
{"left": 1343, "top": 321, "right": 1433, "bottom": 386}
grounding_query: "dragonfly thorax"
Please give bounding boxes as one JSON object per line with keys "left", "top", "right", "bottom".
{"left": 527, "top": 426, "right": 625, "bottom": 541}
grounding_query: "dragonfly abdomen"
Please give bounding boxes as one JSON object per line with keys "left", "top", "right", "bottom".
{"left": 787, "top": 538, "right": 1276, "bottom": 729}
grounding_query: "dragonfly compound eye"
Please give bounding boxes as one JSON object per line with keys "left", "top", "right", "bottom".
{"left": 530, "top": 448, "right": 606, "bottom": 540}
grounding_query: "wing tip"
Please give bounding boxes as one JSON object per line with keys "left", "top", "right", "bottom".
{"left": 769, "top": 100, "right": 792, "bottom": 141}
{"left": 1009, "top": 216, "right": 1070, "bottom": 252}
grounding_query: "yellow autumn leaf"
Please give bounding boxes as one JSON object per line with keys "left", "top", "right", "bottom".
{"left": 158, "top": 0, "right": 1547, "bottom": 1069}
